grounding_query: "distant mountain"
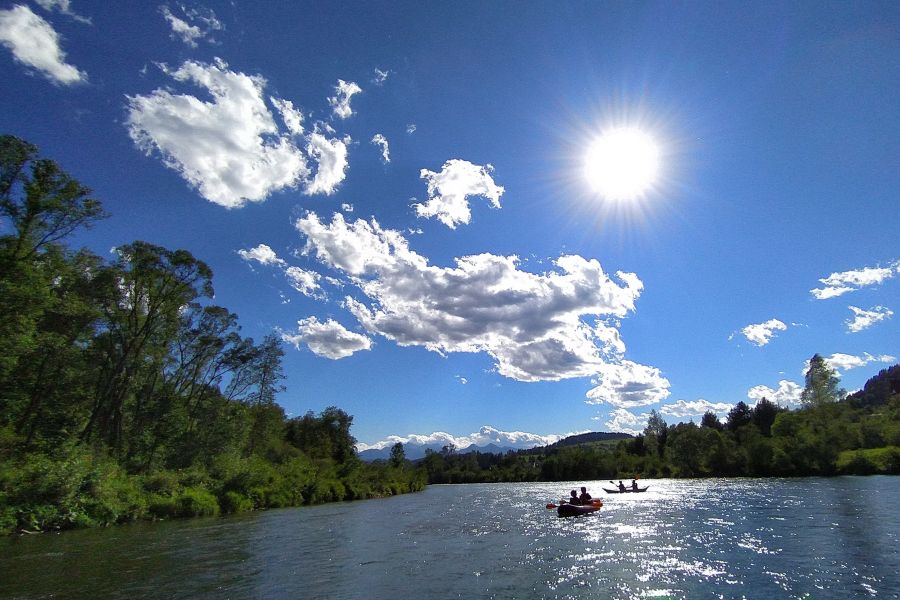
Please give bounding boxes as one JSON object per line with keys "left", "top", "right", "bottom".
{"left": 358, "top": 441, "right": 518, "bottom": 462}
{"left": 357, "top": 432, "right": 632, "bottom": 462}
{"left": 547, "top": 431, "right": 632, "bottom": 448}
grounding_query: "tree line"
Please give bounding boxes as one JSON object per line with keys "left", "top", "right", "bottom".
{"left": 0, "top": 135, "right": 424, "bottom": 534}
{"left": 419, "top": 359, "right": 900, "bottom": 484}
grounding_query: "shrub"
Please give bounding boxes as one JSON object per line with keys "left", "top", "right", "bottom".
{"left": 220, "top": 491, "right": 253, "bottom": 514}
{"left": 176, "top": 487, "right": 219, "bottom": 517}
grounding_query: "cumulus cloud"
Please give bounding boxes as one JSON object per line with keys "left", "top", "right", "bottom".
{"left": 603, "top": 408, "right": 650, "bottom": 436}
{"left": 660, "top": 399, "right": 732, "bottom": 417}
{"left": 295, "top": 212, "right": 644, "bottom": 382}
{"left": 238, "top": 243, "right": 286, "bottom": 267}
{"left": 371, "top": 133, "right": 390, "bottom": 163}
{"left": 160, "top": 4, "right": 222, "bottom": 48}
{"left": 585, "top": 361, "right": 671, "bottom": 408}
{"left": 748, "top": 380, "right": 802, "bottom": 407}
{"left": 0, "top": 5, "right": 86, "bottom": 84}
{"left": 818, "top": 352, "right": 896, "bottom": 375}
{"left": 271, "top": 97, "right": 304, "bottom": 136}
{"left": 126, "top": 59, "right": 308, "bottom": 208}
{"left": 811, "top": 260, "right": 900, "bottom": 300}
{"left": 415, "top": 160, "right": 505, "bottom": 228}
{"left": 284, "top": 266, "right": 321, "bottom": 297}
{"left": 280, "top": 317, "right": 371, "bottom": 359}
{"left": 34, "top": 0, "right": 91, "bottom": 24}
{"left": 356, "top": 425, "right": 572, "bottom": 453}
{"left": 341, "top": 203, "right": 353, "bottom": 212}
{"left": 304, "top": 132, "right": 349, "bottom": 195}
{"left": 846, "top": 305, "right": 893, "bottom": 333}
{"left": 740, "top": 319, "right": 787, "bottom": 347}
{"left": 328, "top": 79, "right": 361, "bottom": 119}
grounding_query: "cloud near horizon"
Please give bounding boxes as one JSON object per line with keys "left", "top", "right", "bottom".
{"left": 660, "top": 399, "right": 733, "bottom": 417}
{"left": 294, "top": 212, "right": 646, "bottom": 382}
{"left": 415, "top": 160, "right": 505, "bottom": 228}
{"left": 817, "top": 352, "right": 896, "bottom": 375}
{"left": 355, "top": 425, "right": 579, "bottom": 452}
{"left": 0, "top": 4, "right": 86, "bottom": 85}
{"left": 748, "top": 379, "right": 803, "bottom": 407}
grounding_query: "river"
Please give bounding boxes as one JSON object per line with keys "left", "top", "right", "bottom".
{"left": 1, "top": 477, "right": 898, "bottom": 599}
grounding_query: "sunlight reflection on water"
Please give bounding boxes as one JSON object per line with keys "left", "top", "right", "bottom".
{"left": 0, "top": 478, "right": 898, "bottom": 599}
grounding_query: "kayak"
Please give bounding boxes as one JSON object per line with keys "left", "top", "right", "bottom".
{"left": 602, "top": 486, "right": 649, "bottom": 494}
{"left": 557, "top": 500, "right": 602, "bottom": 517}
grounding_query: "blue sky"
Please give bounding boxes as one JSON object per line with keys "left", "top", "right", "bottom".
{"left": 1, "top": 1, "right": 898, "bottom": 451}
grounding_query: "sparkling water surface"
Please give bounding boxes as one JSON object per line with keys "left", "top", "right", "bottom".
{"left": 1, "top": 477, "right": 898, "bottom": 599}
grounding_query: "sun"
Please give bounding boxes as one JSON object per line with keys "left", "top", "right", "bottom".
{"left": 584, "top": 127, "right": 660, "bottom": 202}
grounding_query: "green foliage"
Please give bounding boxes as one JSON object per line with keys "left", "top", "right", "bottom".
{"left": 836, "top": 447, "right": 900, "bottom": 475}
{"left": 0, "top": 137, "right": 425, "bottom": 535}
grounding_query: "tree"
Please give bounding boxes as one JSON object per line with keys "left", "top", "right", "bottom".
{"left": 801, "top": 354, "right": 845, "bottom": 407}
{"left": 751, "top": 397, "right": 780, "bottom": 436}
{"left": 726, "top": 401, "right": 752, "bottom": 432}
{"left": 700, "top": 411, "right": 723, "bottom": 430}
{"left": 643, "top": 409, "right": 667, "bottom": 457}
{"left": 389, "top": 442, "right": 406, "bottom": 468}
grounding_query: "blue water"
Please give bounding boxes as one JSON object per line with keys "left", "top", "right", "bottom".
{"left": 1, "top": 477, "right": 898, "bottom": 599}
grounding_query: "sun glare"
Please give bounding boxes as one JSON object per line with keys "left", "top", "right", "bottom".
{"left": 584, "top": 127, "right": 660, "bottom": 202}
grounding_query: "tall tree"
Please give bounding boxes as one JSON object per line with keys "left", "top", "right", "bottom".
{"left": 801, "top": 354, "right": 844, "bottom": 407}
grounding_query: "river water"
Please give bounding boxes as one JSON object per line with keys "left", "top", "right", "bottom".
{"left": 1, "top": 477, "right": 898, "bottom": 599}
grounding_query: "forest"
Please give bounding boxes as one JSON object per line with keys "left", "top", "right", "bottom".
{"left": 0, "top": 136, "right": 424, "bottom": 534}
{"left": 420, "top": 360, "right": 900, "bottom": 484}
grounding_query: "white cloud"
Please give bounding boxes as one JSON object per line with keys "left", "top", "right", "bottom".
{"left": 818, "top": 352, "right": 896, "bottom": 375}
{"left": 304, "top": 132, "right": 349, "bottom": 195}
{"left": 415, "top": 160, "right": 505, "bottom": 228}
{"left": 406, "top": 123, "right": 417, "bottom": 134}
{"left": 356, "top": 425, "right": 573, "bottom": 452}
{"left": 372, "top": 68, "right": 390, "bottom": 85}
{"left": 284, "top": 266, "right": 321, "bottom": 297}
{"left": 603, "top": 408, "right": 650, "bottom": 436}
{"left": 271, "top": 97, "right": 304, "bottom": 136}
{"left": 748, "top": 380, "right": 802, "bottom": 407}
{"left": 740, "top": 318, "right": 787, "bottom": 347}
{"left": 281, "top": 317, "right": 371, "bottom": 359}
{"left": 295, "top": 212, "right": 644, "bottom": 382}
{"left": 239, "top": 244, "right": 321, "bottom": 297}
{"left": 126, "top": 59, "right": 309, "bottom": 208}
{"left": 371, "top": 133, "right": 390, "bottom": 163}
{"left": 238, "top": 243, "right": 286, "bottom": 267}
{"left": 455, "top": 375, "right": 468, "bottom": 385}
{"left": 328, "top": 79, "right": 361, "bottom": 119}
{"left": 34, "top": 0, "right": 91, "bottom": 24}
{"left": 585, "top": 361, "right": 671, "bottom": 408}
{"left": 811, "top": 260, "right": 900, "bottom": 299}
{"left": 846, "top": 305, "right": 893, "bottom": 333}
{"left": 0, "top": 5, "right": 86, "bottom": 84}
{"left": 160, "top": 4, "right": 222, "bottom": 48}
{"left": 660, "top": 399, "right": 732, "bottom": 417}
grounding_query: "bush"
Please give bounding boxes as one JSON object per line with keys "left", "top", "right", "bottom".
{"left": 220, "top": 491, "right": 253, "bottom": 514}
{"left": 836, "top": 446, "right": 900, "bottom": 474}
{"left": 176, "top": 487, "right": 220, "bottom": 517}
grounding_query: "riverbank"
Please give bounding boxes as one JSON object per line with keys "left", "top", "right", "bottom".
{"left": 0, "top": 443, "right": 426, "bottom": 535}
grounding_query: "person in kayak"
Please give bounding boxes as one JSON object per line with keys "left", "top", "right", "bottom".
{"left": 567, "top": 490, "right": 582, "bottom": 505}
{"left": 630, "top": 479, "right": 639, "bottom": 491}
{"left": 579, "top": 487, "right": 593, "bottom": 503}
{"left": 617, "top": 480, "right": 626, "bottom": 492}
